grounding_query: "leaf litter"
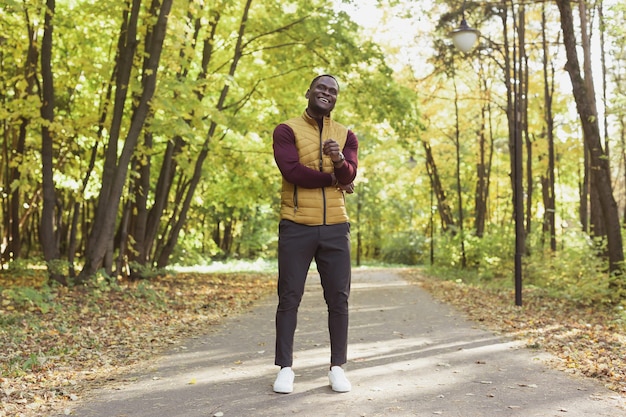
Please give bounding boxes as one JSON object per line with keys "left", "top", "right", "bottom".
{"left": 0, "top": 271, "right": 274, "bottom": 417}
{"left": 3, "top": 267, "right": 625, "bottom": 416}
{"left": 401, "top": 269, "right": 626, "bottom": 397}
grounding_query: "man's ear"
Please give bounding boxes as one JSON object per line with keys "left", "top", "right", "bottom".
{"left": 305, "top": 89, "right": 310, "bottom": 99}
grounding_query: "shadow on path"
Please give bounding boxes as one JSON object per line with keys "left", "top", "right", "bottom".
{"left": 67, "top": 269, "right": 625, "bottom": 417}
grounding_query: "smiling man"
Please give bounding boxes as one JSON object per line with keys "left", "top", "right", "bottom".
{"left": 271, "top": 74, "right": 359, "bottom": 394}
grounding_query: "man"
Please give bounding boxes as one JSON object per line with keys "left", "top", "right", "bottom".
{"left": 272, "top": 74, "right": 358, "bottom": 394}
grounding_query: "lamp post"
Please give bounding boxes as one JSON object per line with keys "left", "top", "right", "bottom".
{"left": 449, "top": 1, "right": 523, "bottom": 306}
{"left": 449, "top": 0, "right": 480, "bottom": 53}
{"left": 430, "top": 179, "right": 435, "bottom": 265}
{"left": 450, "top": 17, "right": 480, "bottom": 53}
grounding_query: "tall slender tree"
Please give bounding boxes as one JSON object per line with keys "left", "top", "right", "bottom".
{"left": 540, "top": 3, "right": 557, "bottom": 252}
{"left": 40, "top": 0, "right": 64, "bottom": 283}
{"left": 556, "top": 0, "right": 624, "bottom": 285}
{"left": 473, "top": 64, "right": 494, "bottom": 238}
{"left": 451, "top": 65, "right": 467, "bottom": 267}
{"left": 78, "top": 0, "right": 173, "bottom": 282}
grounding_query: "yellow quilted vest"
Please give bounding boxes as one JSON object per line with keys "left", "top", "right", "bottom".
{"left": 280, "top": 112, "right": 349, "bottom": 225}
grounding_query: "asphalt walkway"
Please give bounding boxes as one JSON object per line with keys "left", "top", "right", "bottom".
{"left": 68, "top": 269, "right": 625, "bottom": 417}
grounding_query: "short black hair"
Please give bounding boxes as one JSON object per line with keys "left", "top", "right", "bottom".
{"left": 310, "top": 74, "right": 339, "bottom": 91}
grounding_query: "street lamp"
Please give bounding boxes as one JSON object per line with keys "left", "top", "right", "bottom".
{"left": 449, "top": 1, "right": 480, "bottom": 53}
{"left": 449, "top": 1, "right": 523, "bottom": 306}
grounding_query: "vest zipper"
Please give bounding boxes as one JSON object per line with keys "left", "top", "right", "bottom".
{"left": 319, "top": 130, "right": 327, "bottom": 225}
{"left": 293, "top": 186, "right": 298, "bottom": 215}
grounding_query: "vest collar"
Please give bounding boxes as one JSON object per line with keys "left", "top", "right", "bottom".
{"left": 303, "top": 110, "right": 331, "bottom": 130}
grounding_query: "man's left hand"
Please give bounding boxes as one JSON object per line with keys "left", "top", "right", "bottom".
{"left": 337, "top": 182, "right": 355, "bottom": 194}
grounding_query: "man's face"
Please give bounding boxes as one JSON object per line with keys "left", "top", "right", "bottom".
{"left": 306, "top": 76, "right": 339, "bottom": 116}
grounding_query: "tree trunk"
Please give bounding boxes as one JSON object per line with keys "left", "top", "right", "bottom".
{"left": 4, "top": 9, "right": 39, "bottom": 263}
{"left": 130, "top": 2, "right": 218, "bottom": 273}
{"left": 79, "top": 0, "right": 140, "bottom": 280}
{"left": 578, "top": 0, "right": 607, "bottom": 245}
{"left": 143, "top": 136, "right": 182, "bottom": 263}
{"left": 621, "top": 120, "right": 626, "bottom": 227}
{"left": 126, "top": 131, "right": 152, "bottom": 277}
{"left": 556, "top": 0, "right": 624, "bottom": 284}
{"left": 621, "top": 116, "right": 626, "bottom": 226}
{"left": 421, "top": 139, "right": 456, "bottom": 233}
{"left": 452, "top": 73, "right": 466, "bottom": 267}
{"left": 501, "top": 1, "right": 525, "bottom": 253}
{"left": 580, "top": 146, "right": 589, "bottom": 232}
{"left": 79, "top": 0, "right": 173, "bottom": 282}
{"left": 506, "top": 4, "right": 530, "bottom": 238}
{"left": 356, "top": 192, "right": 362, "bottom": 266}
{"left": 156, "top": 0, "right": 253, "bottom": 268}
{"left": 540, "top": 4, "right": 557, "bottom": 251}
{"left": 221, "top": 219, "right": 234, "bottom": 255}
{"left": 598, "top": 1, "right": 610, "bottom": 155}
{"left": 40, "top": 0, "right": 65, "bottom": 284}
{"left": 421, "top": 140, "right": 455, "bottom": 234}
{"left": 474, "top": 93, "right": 489, "bottom": 238}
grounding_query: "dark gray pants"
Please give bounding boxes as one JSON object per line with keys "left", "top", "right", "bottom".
{"left": 275, "top": 219, "right": 351, "bottom": 368}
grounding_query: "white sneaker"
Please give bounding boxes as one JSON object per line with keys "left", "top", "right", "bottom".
{"left": 273, "top": 367, "right": 295, "bottom": 393}
{"left": 328, "top": 366, "right": 351, "bottom": 392}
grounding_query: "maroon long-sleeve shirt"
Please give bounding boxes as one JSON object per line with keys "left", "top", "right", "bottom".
{"left": 273, "top": 123, "right": 358, "bottom": 188}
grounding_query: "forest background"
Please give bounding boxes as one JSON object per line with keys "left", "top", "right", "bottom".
{"left": 2, "top": 0, "right": 626, "bottom": 300}
{"left": 2, "top": 0, "right": 626, "bottom": 415}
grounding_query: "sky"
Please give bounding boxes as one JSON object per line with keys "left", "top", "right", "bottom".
{"left": 331, "top": 0, "right": 616, "bottom": 139}
{"left": 332, "top": 0, "right": 440, "bottom": 76}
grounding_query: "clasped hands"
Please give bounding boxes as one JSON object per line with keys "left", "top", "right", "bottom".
{"left": 322, "top": 139, "right": 343, "bottom": 163}
{"left": 324, "top": 139, "right": 354, "bottom": 194}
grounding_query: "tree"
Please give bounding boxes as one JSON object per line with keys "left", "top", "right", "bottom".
{"left": 451, "top": 64, "right": 467, "bottom": 266}
{"left": 473, "top": 63, "right": 495, "bottom": 239}
{"left": 540, "top": 3, "right": 557, "bottom": 252}
{"left": 556, "top": 0, "right": 624, "bottom": 285}
{"left": 39, "top": 0, "right": 65, "bottom": 283}
{"left": 0, "top": 2, "right": 41, "bottom": 265}
{"left": 78, "top": 0, "right": 174, "bottom": 282}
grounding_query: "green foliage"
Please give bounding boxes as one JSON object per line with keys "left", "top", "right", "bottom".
{"left": 134, "top": 281, "right": 165, "bottom": 305}
{"left": 46, "top": 259, "right": 71, "bottom": 277}
{"left": 427, "top": 226, "right": 620, "bottom": 305}
{"left": 87, "top": 270, "right": 122, "bottom": 293}
{"left": 0, "top": 312, "right": 20, "bottom": 327}
{"left": 1, "top": 0, "right": 625, "bottom": 308}
{"left": 128, "top": 262, "right": 170, "bottom": 281}
{"left": 524, "top": 243, "right": 614, "bottom": 305}
{"left": 2, "top": 286, "right": 56, "bottom": 314}
{"left": 379, "top": 231, "right": 427, "bottom": 265}
{"left": 22, "top": 353, "right": 46, "bottom": 372}
{"left": 462, "top": 229, "right": 513, "bottom": 278}
{"left": 4, "top": 259, "right": 42, "bottom": 278}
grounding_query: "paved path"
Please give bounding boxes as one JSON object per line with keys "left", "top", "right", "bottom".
{"left": 69, "top": 269, "right": 625, "bottom": 417}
